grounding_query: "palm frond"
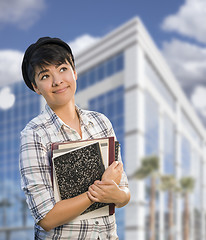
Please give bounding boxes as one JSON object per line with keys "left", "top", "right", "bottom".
{"left": 131, "top": 155, "right": 160, "bottom": 180}
{"left": 159, "top": 174, "right": 177, "bottom": 192}
{"left": 179, "top": 177, "right": 195, "bottom": 193}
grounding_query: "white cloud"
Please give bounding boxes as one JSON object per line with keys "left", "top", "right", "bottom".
{"left": 0, "top": 0, "right": 45, "bottom": 29}
{"left": 161, "top": 0, "right": 206, "bottom": 44}
{"left": 0, "top": 34, "right": 100, "bottom": 89}
{"left": 0, "top": 50, "right": 23, "bottom": 87}
{"left": 0, "top": 87, "right": 15, "bottom": 110}
{"left": 68, "top": 34, "right": 100, "bottom": 56}
{"left": 161, "top": 39, "right": 206, "bottom": 96}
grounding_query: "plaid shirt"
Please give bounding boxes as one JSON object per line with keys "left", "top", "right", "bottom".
{"left": 19, "top": 104, "right": 128, "bottom": 240}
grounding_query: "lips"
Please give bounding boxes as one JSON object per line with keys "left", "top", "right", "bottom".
{"left": 53, "top": 86, "right": 68, "bottom": 94}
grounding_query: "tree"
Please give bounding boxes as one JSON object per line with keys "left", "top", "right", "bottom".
{"left": 132, "top": 155, "right": 160, "bottom": 240}
{"left": 179, "top": 177, "right": 195, "bottom": 240}
{"left": 159, "top": 175, "right": 178, "bottom": 240}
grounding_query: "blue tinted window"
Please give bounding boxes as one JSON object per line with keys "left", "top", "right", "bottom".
{"left": 106, "top": 58, "right": 115, "bottom": 77}
{"left": 76, "top": 52, "right": 124, "bottom": 93}
{"left": 0, "top": 82, "right": 40, "bottom": 233}
{"left": 116, "top": 53, "right": 124, "bottom": 71}
{"left": 97, "top": 63, "right": 105, "bottom": 81}
{"left": 77, "top": 74, "right": 87, "bottom": 91}
{"left": 145, "top": 58, "right": 175, "bottom": 111}
{"left": 163, "top": 115, "right": 175, "bottom": 174}
{"left": 88, "top": 68, "right": 96, "bottom": 86}
{"left": 181, "top": 136, "right": 191, "bottom": 176}
{"left": 145, "top": 91, "right": 159, "bottom": 155}
{"left": 144, "top": 91, "right": 160, "bottom": 239}
{"left": 106, "top": 90, "right": 114, "bottom": 102}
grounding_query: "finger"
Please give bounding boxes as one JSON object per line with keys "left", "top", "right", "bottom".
{"left": 87, "top": 192, "right": 100, "bottom": 203}
{"left": 109, "top": 161, "right": 118, "bottom": 169}
{"left": 89, "top": 184, "right": 102, "bottom": 193}
{"left": 115, "top": 162, "right": 123, "bottom": 170}
{"left": 98, "top": 180, "right": 115, "bottom": 185}
{"left": 94, "top": 180, "right": 101, "bottom": 185}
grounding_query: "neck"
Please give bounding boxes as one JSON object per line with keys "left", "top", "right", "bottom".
{"left": 49, "top": 101, "right": 82, "bottom": 138}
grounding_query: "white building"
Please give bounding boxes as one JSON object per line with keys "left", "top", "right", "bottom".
{"left": 74, "top": 17, "right": 206, "bottom": 240}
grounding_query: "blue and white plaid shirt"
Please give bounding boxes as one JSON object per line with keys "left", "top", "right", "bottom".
{"left": 19, "top": 104, "right": 128, "bottom": 239}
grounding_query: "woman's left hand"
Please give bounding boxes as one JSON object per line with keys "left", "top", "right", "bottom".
{"left": 87, "top": 180, "right": 122, "bottom": 204}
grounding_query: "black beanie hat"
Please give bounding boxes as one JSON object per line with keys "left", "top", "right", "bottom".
{"left": 21, "top": 37, "right": 74, "bottom": 91}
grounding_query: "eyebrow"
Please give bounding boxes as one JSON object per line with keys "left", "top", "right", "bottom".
{"left": 36, "top": 62, "right": 70, "bottom": 78}
{"left": 37, "top": 69, "right": 49, "bottom": 77}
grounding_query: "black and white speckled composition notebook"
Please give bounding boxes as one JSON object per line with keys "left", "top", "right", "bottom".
{"left": 53, "top": 142, "right": 107, "bottom": 214}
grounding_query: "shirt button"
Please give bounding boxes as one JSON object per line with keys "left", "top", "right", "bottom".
{"left": 95, "top": 221, "right": 99, "bottom": 225}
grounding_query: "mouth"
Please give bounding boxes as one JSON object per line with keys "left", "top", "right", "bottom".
{"left": 53, "top": 86, "right": 68, "bottom": 94}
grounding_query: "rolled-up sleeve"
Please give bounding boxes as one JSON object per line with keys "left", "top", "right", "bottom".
{"left": 19, "top": 129, "right": 55, "bottom": 224}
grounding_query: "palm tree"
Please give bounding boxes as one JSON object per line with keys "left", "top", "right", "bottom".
{"left": 132, "top": 155, "right": 160, "bottom": 240}
{"left": 159, "top": 175, "right": 178, "bottom": 240}
{"left": 179, "top": 177, "right": 195, "bottom": 240}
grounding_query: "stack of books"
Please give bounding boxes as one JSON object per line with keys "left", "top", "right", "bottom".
{"left": 51, "top": 137, "right": 119, "bottom": 220}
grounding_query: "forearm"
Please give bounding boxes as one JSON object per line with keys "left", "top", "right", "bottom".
{"left": 88, "top": 181, "right": 130, "bottom": 208}
{"left": 114, "top": 187, "right": 130, "bottom": 208}
{"left": 38, "top": 192, "right": 93, "bottom": 231}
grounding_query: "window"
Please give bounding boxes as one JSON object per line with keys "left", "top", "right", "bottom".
{"left": 145, "top": 57, "right": 175, "bottom": 111}
{"left": 163, "top": 114, "right": 175, "bottom": 174}
{"left": 144, "top": 91, "right": 160, "bottom": 240}
{"left": 0, "top": 82, "right": 40, "bottom": 236}
{"left": 77, "top": 52, "right": 124, "bottom": 92}
{"left": 145, "top": 91, "right": 159, "bottom": 155}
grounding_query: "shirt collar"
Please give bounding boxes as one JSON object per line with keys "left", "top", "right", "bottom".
{"left": 44, "top": 104, "right": 93, "bottom": 133}
{"left": 74, "top": 105, "right": 94, "bottom": 128}
{"left": 45, "top": 104, "right": 63, "bottom": 132}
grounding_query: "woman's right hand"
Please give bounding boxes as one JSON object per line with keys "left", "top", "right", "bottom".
{"left": 101, "top": 161, "right": 123, "bottom": 185}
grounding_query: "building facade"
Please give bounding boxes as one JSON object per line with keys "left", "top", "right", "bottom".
{"left": 0, "top": 17, "right": 205, "bottom": 240}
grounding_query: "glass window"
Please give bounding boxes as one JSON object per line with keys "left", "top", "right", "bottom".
{"left": 163, "top": 114, "right": 175, "bottom": 174}
{"left": 77, "top": 73, "right": 87, "bottom": 91}
{"left": 0, "top": 82, "right": 40, "bottom": 235}
{"left": 88, "top": 68, "right": 96, "bottom": 86}
{"left": 192, "top": 152, "right": 202, "bottom": 240}
{"left": 115, "top": 53, "right": 124, "bottom": 72}
{"left": 144, "top": 91, "right": 160, "bottom": 240}
{"left": 145, "top": 91, "right": 159, "bottom": 155}
{"left": 181, "top": 135, "right": 191, "bottom": 176}
{"left": 181, "top": 111, "right": 202, "bottom": 146}
{"left": 106, "top": 58, "right": 115, "bottom": 77}
{"left": 10, "top": 229, "right": 34, "bottom": 240}
{"left": 76, "top": 52, "right": 124, "bottom": 93}
{"left": 145, "top": 57, "right": 176, "bottom": 111}
{"left": 97, "top": 63, "right": 105, "bottom": 81}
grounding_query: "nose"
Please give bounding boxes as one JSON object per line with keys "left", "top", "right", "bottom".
{"left": 52, "top": 74, "right": 63, "bottom": 87}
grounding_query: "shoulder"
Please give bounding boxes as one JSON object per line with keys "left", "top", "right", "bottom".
{"left": 79, "top": 108, "right": 115, "bottom": 138}
{"left": 81, "top": 109, "right": 112, "bottom": 126}
{"left": 20, "top": 110, "right": 48, "bottom": 137}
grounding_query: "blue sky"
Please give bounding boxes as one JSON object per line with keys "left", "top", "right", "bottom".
{"left": 0, "top": 0, "right": 206, "bottom": 124}
{"left": 0, "top": 0, "right": 183, "bottom": 51}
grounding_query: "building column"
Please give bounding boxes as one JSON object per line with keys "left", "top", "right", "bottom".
{"left": 201, "top": 146, "right": 206, "bottom": 240}
{"left": 158, "top": 107, "right": 164, "bottom": 240}
{"left": 124, "top": 43, "right": 146, "bottom": 239}
{"left": 175, "top": 102, "right": 182, "bottom": 240}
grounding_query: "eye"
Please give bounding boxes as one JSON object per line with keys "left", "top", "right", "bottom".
{"left": 41, "top": 74, "right": 49, "bottom": 80}
{"left": 60, "top": 67, "right": 67, "bottom": 72}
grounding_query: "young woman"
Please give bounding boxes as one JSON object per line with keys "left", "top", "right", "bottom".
{"left": 20, "top": 37, "right": 130, "bottom": 239}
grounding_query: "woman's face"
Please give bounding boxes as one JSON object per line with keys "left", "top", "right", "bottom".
{"left": 32, "top": 61, "right": 77, "bottom": 110}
